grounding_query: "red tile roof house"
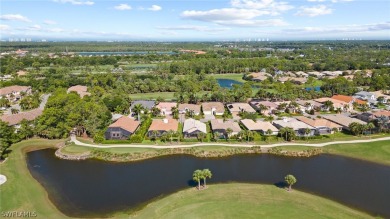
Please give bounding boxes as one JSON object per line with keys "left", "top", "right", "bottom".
{"left": 155, "top": 102, "right": 177, "bottom": 116}
{"left": 67, "top": 85, "right": 91, "bottom": 98}
{"left": 0, "top": 85, "right": 32, "bottom": 102}
{"left": 226, "top": 103, "right": 256, "bottom": 118}
{"left": 104, "top": 116, "right": 140, "bottom": 140}
{"left": 1, "top": 108, "right": 42, "bottom": 128}
{"left": 147, "top": 119, "right": 179, "bottom": 137}
{"left": 331, "top": 95, "right": 367, "bottom": 110}
{"left": 240, "top": 119, "right": 279, "bottom": 135}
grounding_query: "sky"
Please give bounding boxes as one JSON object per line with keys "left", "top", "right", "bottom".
{"left": 0, "top": 0, "right": 389, "bottom": 41}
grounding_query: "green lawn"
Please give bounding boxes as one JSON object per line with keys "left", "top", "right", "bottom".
{"left": 211, "top": 73, "right": 246, "bottom": 83}
{"left": 129, "top": 92, "right": 176, "bottom": 100}
{"left": 275, "top": 140, "right": 390, "bottom": 165}
{"left": 0, "top": 138, "right": 67, "bottom": 218}
{"left": 128, "top": 183, "right": 370, "bottom": 219}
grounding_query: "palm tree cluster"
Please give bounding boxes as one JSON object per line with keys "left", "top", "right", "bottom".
{"left": 279, "top": 127, "right": 296, "bottom": 141}
{"left": 193, "top": 169, "right": 212, "bottom": 190}
{"left": 348, "top": 122, "right": 375, "bottom": 136}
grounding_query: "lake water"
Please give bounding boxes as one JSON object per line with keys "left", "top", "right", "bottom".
{"left": 27, "top": 149, "right": 390, "bottom": 218}
{"left": 217, "top": 79, "right": 242, "bottom": 88}
{"left": 77, "top": 51, "right": 176, "bottom": 56}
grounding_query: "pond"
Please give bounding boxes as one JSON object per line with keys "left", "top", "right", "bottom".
{"left": 27, "top": 149, "right": 390, "bottom": 218}
{"left": 217, "top": 79, "right": 242, "bottom": 89}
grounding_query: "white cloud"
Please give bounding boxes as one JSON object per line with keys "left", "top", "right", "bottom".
{"left": 182, "top": 8, "right": 269, "bottom": 21}
{"left": 231, "top": 0, "right": 294, "bottom": 12}
{"left": 0, "top": 24, "right": 10, "bottom": 30}
{"left": 218, "top": 19, "right": 287, "bottom": 27}
{"left": 295, "top": 5, "right": 332, "bottom": 17}
{"left": 114, "top": 4, "right": 132, "bottom": 10}
{"left": 43, "top": 20, "right": 57, "bottom": 25}
{"left": 157, "top": 25, "right": 230, "bottom": 32}
{"left": 307, "top": 0, "right": 326, "bottom": 2}
{"left": 331, "top": 0, "right": 353, "bottom": 2}
{"left": 53, "top": 0, "right": 94, "bottom": 6}
{"left": 148, "top": 5, "right": 162, "bottom": 11}
{"left": 0, "top": 14, "right": 31, "bottom": 22}
{"left": 280, "top": 22, "right": 390, "bottom": 34}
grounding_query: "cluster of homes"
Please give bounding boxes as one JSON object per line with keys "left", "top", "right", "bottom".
{"left": 105, "top": 93, "right": 390, "bottom": 141}
{"left": 247, "top": 69, "right": 372, "bottom": 84}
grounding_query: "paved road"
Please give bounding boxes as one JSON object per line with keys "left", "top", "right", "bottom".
{"left": 71, "top": 135, "right": 390, "bottom": 149}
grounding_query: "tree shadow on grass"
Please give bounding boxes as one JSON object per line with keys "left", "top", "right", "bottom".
{"left": 187, "top": 179, "right": 197, "bottom": 187}
{"left": 274, "top": 181, "right": 287, "bottom": 189}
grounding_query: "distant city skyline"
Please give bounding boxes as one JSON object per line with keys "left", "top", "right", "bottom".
{"left": 1, "top": 0, "right": 389, "bottom": 41}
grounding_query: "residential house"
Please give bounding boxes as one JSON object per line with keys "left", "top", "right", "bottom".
{"left": 210, "top": 119, "right": 241, "bottom": 138}
{"left": 372, "top": 91, "right": 389, "bottom": 104}
{"left": 240, "top": 119, "right": 279, "bottom": 135}
{"left": 247, "top": 72, "right": 271, "bottom": 82}
{"left": 182, "top": 118, "right": 207, "bottom": 138}
{"left": 104, "top": 116, "right": 140, "bottom": 140}
{"left": 147, "top": 119, "right": 179, "bottom": 137}
{"left": 354, "top": 91, "right": 377, "bottom": 105}
{"left": 296, "top": 100, "right": 323, "bottom": 112}
{"left": 331, "top": 95, "right": 367, "bottom": 108}
{"left": 130, "top": 100, "right": 155, "bottom": 115}
{"left": 249, "top": 100, "right": 278, "bottom": 115}
{"left": 356, "top": 112, "right": 377, "bottom": 123}
{"left": 314, "top": 97, "right": 351, "bottom": 112}
{"left": 227, "top": 103, "right": 256, "bottom": 114}
{"left": 296, "top": 116, "right": 342, "bottom": 135}
{"left": 272, "top": 118, "right": 316, "bottom": 137}
{"left": 1, "top": 108, "right": 42, "bottom": 129}
{"left": 0, "top": 85, "right": 32, "bottom": 102}
{"left": 155, "top": 102, "right": 177, "bottom": 116}
{"left": 322, "top": 114, "right": 367, "bottom": 131}
{"left": 178, "top": 104, "right": 201, "bottom": 116}
{"left": 201, "top": 102, "right": 225, "bottom": 116}
{"left": 67, "top": 85, "right": 91, "bottom": 98}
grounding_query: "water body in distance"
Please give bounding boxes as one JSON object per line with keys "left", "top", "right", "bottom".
{"left": 217, "top": 79, "right": 242, "bottom": 89}
{"left": 27, "top": 149, "right": 390, "bottom": 218}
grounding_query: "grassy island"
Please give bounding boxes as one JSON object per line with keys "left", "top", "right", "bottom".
{"left": 128, "top": 183, "right": 370, "bottom": 219}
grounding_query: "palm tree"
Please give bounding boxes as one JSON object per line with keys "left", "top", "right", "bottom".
{"left": 360, "top": 104, "right": 370, "bottom": 113}
{"left": 258, "top": 104, "right": 268, "bottom": 115}
{"left": 151, "top": 130, "right": 159, "bottom": 143}
{"left": 171, "top": 106, "right": 179, "bottom": 119}
{"left": 332, "top": 127, "right": 339, "bottom": 140}
{"left": 151, "top": 107, "right": 161, "bottom": 117}
{"left": 202, "top": 169, "right": 212, "bottom": 188}
{"left": 323, "top": 100, "right": 333, "bottom": 111}
{"left": 11, "top": 108, "right": 19, "bottom": 114}
{"left": 167, "top": 130, "right": 175, "bottom": 143}
{"left": 246, "top": 130, "right": 253, "bottom": 142}
{"left": 285, "top": 174, "right": 297, "bottom": 191}
{"left": 197, "top": 132, "right": 206, "bottom": 142}
{"left": 226, "top": 128, "right": 233, "bottom": 141}
{"left": 366, "top": 122, "right": 375, "bottom": 135}
{"left": 266, "top": 129, "right": 273, "bottom": 143}
{"left": 132, "top": 104, "right": 144, "bottom": 121}
{"left": 193, "top": 169, "right": 202, "bottom": 190}
{"left": 280, "top": 127, "right": 295, "bottom": 141}
{"left": 304, "top": 128, "right": 311, "bottom": 141}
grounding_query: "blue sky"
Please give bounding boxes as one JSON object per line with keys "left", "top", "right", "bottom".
{"left": 0, "top": 0, "right": 389, "bottom": 40}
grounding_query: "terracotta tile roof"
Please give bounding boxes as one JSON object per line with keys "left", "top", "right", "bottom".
{"left": 178, "top": 104, "right": 201, "bottom": 113}
{"left": 314, "top": 98, "right": 347, "bottom": 108}
{"left": 227, "top": 103, "right": 256, "bottom": 113}
{"left": 296, "top": 116, "right": 342, "bottom": 129}
{"left": 108, "top": 116, "right": 140, "bottom": 133}
{"left": 240, "top": 119, "right": 278, "bottom": 132}
{"left": 67, "top": 85, "right": 90, "bottom": 98}
{"left": 0, "top": 85, "right": 30, "bottom": 96}
{"left": 372, "top": 110, "right": 390, "bottom": 117}
{"left": 331, "top": 95, "right": 366, "bottom": 105}
{"left": 156, "top": 102, "right": 177, "bottom": 110}
{"left": 148, "top": 119, "right": 178, "bottom": 132}
{"left": 322, "top": 114, "right": 366, "bottom": 127}
{"left": 201, "top": 102, "right": 225, "bottom": 113}
{"left": 1, "top": 109, "right": 42, "bottom": 126}
{"left": 210, "top": 119, "right": 241, "bottom": 132}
